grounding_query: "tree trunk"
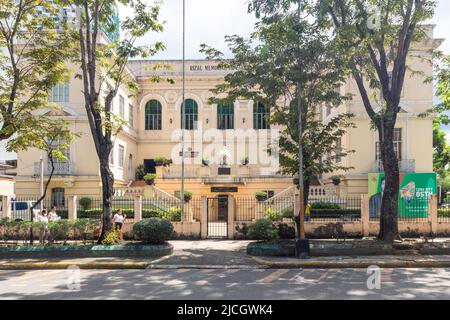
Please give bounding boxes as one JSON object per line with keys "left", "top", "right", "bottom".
{"left": 303, "top": 179, "right": 311, "bottom": 209}
{"left": 378, "top": 124, "right": 400, "bottom": 243}
{"left": 98, "top": 158, "right": 114, "bottom": 243}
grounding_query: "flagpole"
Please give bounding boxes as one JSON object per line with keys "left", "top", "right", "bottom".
{"left": 180, "top": 0, "right": 186, "bottom": 218}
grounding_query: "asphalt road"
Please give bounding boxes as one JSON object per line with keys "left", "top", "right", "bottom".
{"left": 1, "top": 268, "right": 450, "bottom": 300}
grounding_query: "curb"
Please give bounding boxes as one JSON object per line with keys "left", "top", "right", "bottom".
{"left": 0, "top": 262, "right": 267, "bottom": 270}
{"left": 146, "top": 264, "right": 269, "bottom": 270}
{"left": 0, "top": 261, "right": 149, "bottom": 270}
{"left": 251, "top": 256, "right": 450, "bottom": 269}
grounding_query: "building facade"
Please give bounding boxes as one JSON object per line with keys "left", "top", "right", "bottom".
{"left": 12, "top": 26, "right": 443, "bottom": 205}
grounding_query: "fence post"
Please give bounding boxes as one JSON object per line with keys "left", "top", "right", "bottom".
{"left": 361, "top": 194, "right": 370, "bottom": 237}
{"left": 183, "top": 202, "right": 193, "bottom": 222}
{"left": 1, "top": 195, "right": 11, "bottom": 219}
{"left": 201, "top": 196, "right": 208, "bottom": 239}
{"left": 228, "top": 195, "right": 235, "bottom": 239}
{"left": 294, "top": 192, "right": 300, "bottom": 218}
{"left": 134, "top": 195, "right": 142, "bottom": 222}
{"left": 429, "top": 194, "right": 438, "bottom": 235}
{"left": 68, "top": 195, "right": 77, "bottom": 220}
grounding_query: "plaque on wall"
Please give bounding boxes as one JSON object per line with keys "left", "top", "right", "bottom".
{"left": 211, "top": 187, "right": 238, "bottom": 193}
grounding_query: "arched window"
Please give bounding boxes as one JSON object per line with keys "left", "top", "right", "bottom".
{"left": 182, "top": 99, "right": 198, "bottom": 130}
{"left": 145, "top": 100, "right": 162, "bottom": 130}
{"left": 217, "top": 103, "right": 234, "bottom": 130}
{"left": 253, "top": 102, "right": 270, "bottom": 129}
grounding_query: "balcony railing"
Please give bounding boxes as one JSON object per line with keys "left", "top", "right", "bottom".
{"left": 34, "top": 161, "right": 75, "bottom": 176}
{"left": 373, "top": 159, "right": 415, "bottom": 173}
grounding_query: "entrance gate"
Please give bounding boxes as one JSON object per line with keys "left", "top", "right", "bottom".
{"left": 207, "top": 196, "right": 228, "bottom": 238}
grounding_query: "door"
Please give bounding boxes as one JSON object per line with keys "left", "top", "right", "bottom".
{"left": 144, "top": 159, "right": 156, "bottom": 174}
{"left": 207, "top": 196, "right": 228, "bottom": 238}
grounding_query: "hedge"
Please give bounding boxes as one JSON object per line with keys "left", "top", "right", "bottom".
{"left": 310, "top": 209, "right": 361, "bottom": 219}
{"left": 438, "top": 210, "right": 450, "bottom": 218}
{"left": 73, "top": 208, "right": 182, "bottom": 222}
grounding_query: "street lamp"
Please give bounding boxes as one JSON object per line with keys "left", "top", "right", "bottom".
{"left": 180, "top": 0, "right": 186, "bottom": 218}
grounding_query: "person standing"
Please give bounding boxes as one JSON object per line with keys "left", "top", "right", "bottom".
{"left": 48, "top": 206, "right": 61, "bottom": 222}
{"left": 113, "top": 209, "right": 126, "bottom": 240}
{"left": 37, "top": 209, "right": 50, "bottom": 245}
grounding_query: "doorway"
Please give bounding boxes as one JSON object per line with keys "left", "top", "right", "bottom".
{"left": 207, "top": 195, "right": 228, "bottom": 238}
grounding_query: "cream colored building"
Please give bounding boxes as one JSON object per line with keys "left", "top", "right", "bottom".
{"left": 13, "top": 26, "right": 443, "bottom": 205}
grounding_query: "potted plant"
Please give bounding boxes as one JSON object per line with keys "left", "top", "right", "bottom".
{"left": 241, "top": 156, "right": 249, "bottom": 166}
{"left": 144, "top": 173, "right": 157, "bottom": 185}
{"left": 175, "top": 191, "right": 193, "bottom": 202}
{"left": 135, "top": 164, "right": 146, "bottom": 181}
{"left": 255, "top": 191, "right": 268, "bottom": 202}
{"left": 331, "top": 175, "right": 342, "bottom": 186}
{"left": 155, "top": 157, "right": 172, "bottom": 167}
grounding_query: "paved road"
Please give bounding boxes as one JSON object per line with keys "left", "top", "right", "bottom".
{"left": 1, "top": 268, "right": 450, "bottom": 300}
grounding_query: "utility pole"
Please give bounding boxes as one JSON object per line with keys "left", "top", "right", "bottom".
{"left": 180, "top": 0, "right": 186, "bottom": 218}
{"left": 295, "top": 0, "right": 310, "bottom": 259}
{"left": 40, "top": 156, "right": 44, "bottom": 212}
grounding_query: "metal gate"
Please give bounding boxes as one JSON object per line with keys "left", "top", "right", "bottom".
{"left": 207, "top": 196, "right": 228, "bottom": 238}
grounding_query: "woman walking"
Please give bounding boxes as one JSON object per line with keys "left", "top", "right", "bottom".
{"left": 113, "top": 209, "right": 126, "bottom": 240}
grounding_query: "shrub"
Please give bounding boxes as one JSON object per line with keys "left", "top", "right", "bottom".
{"left": 438, "top": 209, "right": 450, "bottom": 217}
{"left": 281, "top": 208, "right": 295, "bottom": 219}
{"left": 278, "top": 223, "right": 296, "bottom": 239}
{"left": 135, "top": 164, "right": 146, "bottom": 180}
{"left": 133, "top": 218, "right": 174, "bottom": 244}
{"left": 310, "top": 209, "right": 361, "bottom": 219}
{"left": 48, "top": 220, "right": 74, "bottom": 244}
{"left": 101, "top": 229, "right": 121, "bottom": 245}
{"left": 79, "top": 197, "right": 92, "bottom": 210}
{"left": 311, "top": 202, "right": 341, "bottom": 210}
{"left": 142, "top": 209, "right": 164, "bottom": 219}
{"left": 174, "top": 191, "right": 193, "bottom": 202}
{"left": 247, "top": 218, "right": 279, "bottom": 241}
{"left": 73, "top": 219, "right": 100, "bottom": 243}
{"left": 255, "top": 191, "right": 268, "bottom": 201}
{"left": 154, "top": 157, "right": 172, "bottom": 166}
{"left": 266, "top": 208, "right": 281, "bottom": 221}
{"left": 144, "top": 173, "right": 157, "bottom": 185}
{"left": 163, "top": 207, "right": 182, "bottom": 222}
{"left": 235, "top": 223, "right": 249, "bottom": 240}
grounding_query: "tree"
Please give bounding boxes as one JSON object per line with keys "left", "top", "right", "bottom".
{"left": 6, "top": 119, "right": 78, "bottom": 244}
{"left": 0, "top": 0, "right": 75, "bottom": 142}
{"left": 201, "top": 1, "right": 355, "bottom": 237}
{"left": 73, "top": 0, "right": 165, "bottom": 241}
{"left": 315, "top": 0, "right": 437, "bottom": 243}
{"left": 433, "top": 116, "right": 450, "bottom": 179}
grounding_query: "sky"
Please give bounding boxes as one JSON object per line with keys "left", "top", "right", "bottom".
{"left": 1, "top": 0, "right": 450, "bottom": 161}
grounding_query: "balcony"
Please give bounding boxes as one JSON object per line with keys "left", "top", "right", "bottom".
{"left": 373, "top": 159, "right": 415, "bottom": 173}
{"left": 34, "top": 161, "right": 76, "bottom": 176}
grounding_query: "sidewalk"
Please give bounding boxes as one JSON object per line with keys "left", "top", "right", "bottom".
{"left": 0, "top": 240, "right": 261, "bottom": 270}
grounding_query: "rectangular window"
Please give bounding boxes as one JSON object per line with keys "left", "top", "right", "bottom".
{"left": 253, "top": 103, "right": 270, "bottom": 130}
{"left": 119, "top": 95, "right": 125, "bottom": 119}
{"left": 128, "top": 104, "right": 134, "bottom": 128}
{"left": 48, "top": 138, "right": 70, "bottom": 174}
{"left": 49, "top": 80, "right": 69, "bottom": 103}
{"left": 109, "top": 147, "right": 114, "bottom": 166}
{"left": 335, "top": 137, "right": 342, "bottom": 163}
{"left": 326, "top": 105, "right": 332, "bottom": 117}
{"left": 217, "top": 104, "right": 234, "bottom": 130}
{"left": 376, "top": 128, "right": 402, "bottom": 161}
{"left": 118, "top": 145, "right": 125, "bottom": 168}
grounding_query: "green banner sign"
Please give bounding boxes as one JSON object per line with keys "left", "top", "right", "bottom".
{"left": 368, "top": 172, "right": 437, "bottom": 218}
